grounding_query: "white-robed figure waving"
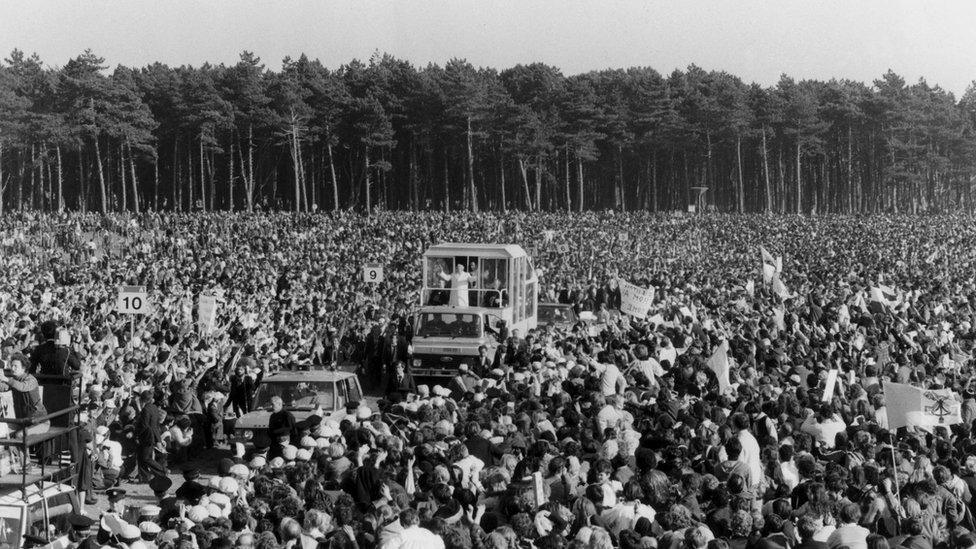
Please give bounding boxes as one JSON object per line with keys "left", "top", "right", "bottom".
{"left": 439, "top": 263, "right": 476, "bottom": 307}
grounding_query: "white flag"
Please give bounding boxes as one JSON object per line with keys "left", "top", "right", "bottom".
{"left": 884, "top": 382, "right": 961, "bottom": 429}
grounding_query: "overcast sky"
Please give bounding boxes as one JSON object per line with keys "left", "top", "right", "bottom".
{"left": 2, "top": 0, "right": 975, "bottom": 97}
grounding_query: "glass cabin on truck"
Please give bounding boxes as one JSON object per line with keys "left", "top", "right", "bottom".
{"left": 412, "top": 244, "right": 538, "bottom": 376}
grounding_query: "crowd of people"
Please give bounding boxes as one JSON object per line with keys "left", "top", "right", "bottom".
{"left": 1, "top": 210, "right": 976, "bottom": 549}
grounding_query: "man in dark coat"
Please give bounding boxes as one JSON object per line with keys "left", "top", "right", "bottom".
{"left": 29, "top": 321, "right": 80, "bottom": 433}
{"left": 135, "top": 390, "right": 166, "bottom": 480}
{"left": 385, "top": 360, "right": 417, "bottom": 401}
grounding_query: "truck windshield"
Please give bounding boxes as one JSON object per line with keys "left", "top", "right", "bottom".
{"left": 416, "top": 313, "right": 483, "bottom": 338}
{"left": 253, "top": 381, "right": 336, "bottom": 410}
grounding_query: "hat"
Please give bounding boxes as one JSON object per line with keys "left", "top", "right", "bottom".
{"left": 207, "top": 503, "right": 223, "bottom": 519}
{"left": 183, "top": 467, "right": 201, "bottom": 480}
{"left": 69, "top": 513, "right": 96, "bottom": 531}
{"left": 296, "top": 448, "right": 313, "bottom": 461}
{"left": 138, "top": 505, "right": 161, "bottom": 519}
{"left": 300, "top": 436, "right": 317, "bottom": 448}
{"left": 282, "top": 445, "right": 298, "bottom": 461}
{"left": 95, "top": 425, "right": 110, "bottom": 441}
{"left": 417, "top": 385, "right": 430, "bottom": 397}
{"left": 218, "top": 476, "right": 239, "bottom": 495}
{"left": 139, "top": 521, "right": 161, "bottom": 537}
{"left": 229, "top": 464, "right": 249, "bottom": 478}
{"left": 433, "top": 385, "right": 451, "bottom": 397}
{"left": 249, "top": 456, "right": 267, "bottom": 469}
{"left": 356, "top": 407, "right": 372, "bottom": 420}
{"left": 319, "top": 421, "right": 341, "bottom": 438}
{"left": 187, "top": 505, "right": 209, "bottom": 523}
{"left": 121, "top": 524, "right": 142, "bottom": 543}
{"left": 269, "top": 456, "right": 285, "bottom": 468}
{"left": 316, "top": 437, "right": 331, "bottom": 449}
{"left": 157, "top": 530, "right": 180, "bottom": 545}
{"left": 106, "top": 488, "right": 126, "bottom": 502}
{"left": 148, "top": 476, "right": 172, "bottom": 494}
{"left": 208, "top": 492, "right": 231, "bottom": 508}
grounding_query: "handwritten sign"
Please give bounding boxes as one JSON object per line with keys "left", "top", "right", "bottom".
{"left": 618, "top": 279, "right": 655, "bottom": 319}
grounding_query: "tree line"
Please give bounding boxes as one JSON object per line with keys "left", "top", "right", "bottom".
{"left": 2, "top": 48, "right": 976, "bottom": 214}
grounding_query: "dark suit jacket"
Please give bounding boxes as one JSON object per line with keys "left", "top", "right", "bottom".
{"left": 386, "top": 372, "right": 417, "bottom": 396}
{"left": 136, "top": 403, "right": 164, "bottom": 446}
{"left": 465, "top": 436, "right": 502, "bottom": 467}
{"left": 29, "top": 340, "right": 81, "bottom": 381}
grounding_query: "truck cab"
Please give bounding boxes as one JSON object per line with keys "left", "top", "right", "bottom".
{"left": 412, "top": 244, "right": 538, "bottom": 377}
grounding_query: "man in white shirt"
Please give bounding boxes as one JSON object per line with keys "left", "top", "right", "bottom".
{"left": 381, "top": 508, "right": 444, "bottom": 549}
{"left": 731, "top": 413, "right": 763, "bottom": 490}
{"left": 800, "top": 404, "right": 848, "bottom": 450}
{"left": 596, "top": 395, "right": 626, "bottom": 433}
{"left": 628, "top": 344, "right": 663, "bottom": 386}
{"left": 600, "top": 481, "right": 656, "bottom": 537}
{"left": 586, "top": 353, "right": 626, "bottom": 396}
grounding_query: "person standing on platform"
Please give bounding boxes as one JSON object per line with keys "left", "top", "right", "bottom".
{"left": 439, "top": 264, "right": 476, "bottom": 307}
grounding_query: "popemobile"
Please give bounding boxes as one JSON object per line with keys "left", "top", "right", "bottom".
{"left": 410, "top": 243, "right": 539, "bottom": 377}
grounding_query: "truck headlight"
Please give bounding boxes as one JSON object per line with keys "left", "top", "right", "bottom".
{"left": 412, "top": 359, "right": 421, "bottom": 367}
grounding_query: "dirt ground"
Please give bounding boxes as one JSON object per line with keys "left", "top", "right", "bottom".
{"left": 81, "top": 445, "right": 235, "bottom": 518}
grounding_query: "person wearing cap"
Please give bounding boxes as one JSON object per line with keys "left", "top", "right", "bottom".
{"left": 175, "top": 468, "right": 208, "bottom": 501}
{"left": 139, "top": 520, "right": 162, "bottom": 543}
{"left": 68, "top": 513, "right": 99, "bottom": 549}
{"left": 106, "top": 487, "right": 127, "bottom": 514}
{"left": 448, "top": 363, "right": 480, "bottom": 400}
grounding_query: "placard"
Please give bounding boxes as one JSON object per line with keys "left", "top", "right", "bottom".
{"left": 822, "top": 369, "right": 839, "bottom": 402}
{"left": 618, "top": 279, "right": 655, "bottom": 319}
{"left": 363, "top": 264, "right": 384, "bottom": 283}
{"left": 117, "top": 286, "right": 149, "bottom": 315}
{"left": 198, "top": 294, "right": 218, "bottom": 334}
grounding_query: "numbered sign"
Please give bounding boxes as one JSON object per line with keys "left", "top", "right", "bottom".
{"left": 363, "top": 264, "right": 384, "bottom": 283}
{"left": 117, "top": 286, "right": 149, "bottom": 315}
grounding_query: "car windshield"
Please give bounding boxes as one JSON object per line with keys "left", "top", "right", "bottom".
{"left": 416, "top": 312, "right": 483, "bottom": 338}
{"left": 253, "top": 381, "right": 336, "bottom": 410}
{"left": 539, "top": 305, "right": 576, "bottom": 324}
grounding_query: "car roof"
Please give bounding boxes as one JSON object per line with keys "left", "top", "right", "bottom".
{"left": 263, "top": 370, "right": 357, "bottom": 383}
{"left": 424, "top": 243, "right": 525, "bottom": 258}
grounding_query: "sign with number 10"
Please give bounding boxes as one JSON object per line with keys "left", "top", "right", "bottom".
{"left": 117, "top": 286, "right": 149, "bottom": 315}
